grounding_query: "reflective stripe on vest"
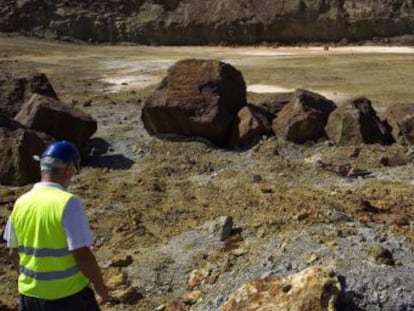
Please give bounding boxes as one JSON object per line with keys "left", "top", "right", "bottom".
{"left": 18, "top": 246, "right": 71, "bottom": 257}
{"left": 19, "top": 265, "right": 80, "bottom": 281}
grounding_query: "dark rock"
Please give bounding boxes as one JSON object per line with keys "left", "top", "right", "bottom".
{"left": 14, "top": 94, "right": 97, "bottom": 150}
{"left": 382, "top": 103, "right": 414, "bottom": 145}
{"left": 0, "top": 122, "right": 51, "bottom": 186}
{"left": 0, "top": 73, "right": 58, "bottom": 118}
{"left": 208, "top": 216, "right": 233, "bottom": 241}
{"left": 272, "top": 89, "right": 336, "bottom": 144}
{"left": 142, "top": 59, "right": 246, "bottom": 147}
{"left": 258, "top": 92, "right": 293, "bottom": 115}
{"left": 325, "top": 97, "right": 394, "bottom": 146}
{"left": 380, "top": 156, "right": 407, "bottom": 167}
{"left": 111, "top": 287, "right": 143, "bottom": 305}
{"left": 228, "top": 104, "right": 274, "bottom": 148}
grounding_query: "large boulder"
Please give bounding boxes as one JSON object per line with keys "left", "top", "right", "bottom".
{"left": 14, "top": 94, "right": 97, "bottom": 150}
{"left": 272, "top": 89, "right": 336, "bottom": 144}
{"left": 0, "top": 119, "right": 51, "bottom": 186}
{"left": 228, "top": 104, "right": 274, "bottom": 148}
{"left": 257, "top": 92, "right": 293, "bottom": 115}
{"left": 221, "top": 267, "right": 341, "bottom": 311}
{"left": 142, "top": 59, "right": 246, "bottom": 147}
{"left": 325, "top": 97, "right": 394, "bottom": 146}
{"left": 0, "top": 73, "right": 58, "bottom": 118}
{"left": 382, "top": 103, "right": 414, "bottom": 145}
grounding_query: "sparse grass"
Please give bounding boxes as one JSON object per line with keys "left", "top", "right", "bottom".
{"left": 2, "top": 36, "right": 414, "bottom": 107}
{"left": 240, "top": 53, "right": 414, "bottom": 106}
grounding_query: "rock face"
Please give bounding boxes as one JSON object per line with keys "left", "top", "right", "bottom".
{"left": 0, "top": 120, "right": 50, "bottom": 186}
{"left": 228, "top": 104, "right": 274, "bottom": 148}
{"left": 0, "top": 73, "right": 58, "bottom": 118}
{"left": 221, "top": 267, "right": 341, "bottom": 311}
{"left": 14, "top": 94, "right": 98, "bottom": 149}
{"left": 325, "top": 97, "right": 394, "bottom": 146}
{"left": 382, "top": 103, "right": 414, "bottom": 145}
{"left": 272, "top": 89, "right": 336, "bottom": 144}
{"left": 142, "top": 59, "right": 246, "bottom": 147}
{"left": 1, "top": 1, "right": 414, "bottom": 44}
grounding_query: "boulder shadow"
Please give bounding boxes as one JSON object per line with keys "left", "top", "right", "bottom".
{"left": 337, "top": 275, "right": 364, "bottom": 311}
{"left": 155, "top": 133, "right": 220, "bottom": 149}
{"left": 83, "top": 138, "right": 135, "bottom": 170}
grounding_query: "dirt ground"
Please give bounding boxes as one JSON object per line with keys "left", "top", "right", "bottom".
{"left": 1, "top": 36, "right": 414, "bottom": 310}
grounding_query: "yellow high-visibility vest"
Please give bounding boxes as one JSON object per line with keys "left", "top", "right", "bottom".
{"left": 11, "top": 186, "right": 89, "bottom": 299}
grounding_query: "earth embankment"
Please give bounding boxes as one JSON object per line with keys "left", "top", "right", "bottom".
{"left": 2, "top": 0, "right": 414, "bottom": 45}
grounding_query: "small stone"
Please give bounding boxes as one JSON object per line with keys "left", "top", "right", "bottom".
{"left": 188, "top": 269, "right": 209, "bottom": 289}
{"left": 155, "top": 305, "right": 166, "bottom": 311}
{"left": 368, "top": 245, "right": 395, "bottom": 266}
{"left": 230, "top": 247, "right": 248, "bottom": 257}
{"left": 391, "top": 214, "right": 410, "bottom": 226}
{"left": 207, "top": 271, "right": 220, "bottom": 284}
{"left": 165, "top": 301, "right": 187, "bottom": 311}
{"left": 306, "top": 253, "right": 320, "bottom": 264}
{"left": 183, "top": 290, "right": 202, "bottom": 305}
{"left": 109, "top": 255, "right": 133, "bottom": 268}
{"left": 252, "top": 175, "right": 262, "bottom": 183}
{"left": 209, "top": 216, "right": 233, "bottom": 241}
{"left": 83, "top": 99, "right": 92, "bottom": 107}
{"left": 261, "top": 188, "right": 274, "bottom": 194}
{"left": 106, "top": 271, "right": 128, "bottom": 289}
{"left": 295, "top": 212, "right": 309, "bottom": 221}
{"left": 326, "top": 240, "right": 337, "bottom": 249}
{"left": 111, "top": 287, "right": 143, "bottom": 304}
{"left": 282, "top": 284, "right": 292, "bottom": 293}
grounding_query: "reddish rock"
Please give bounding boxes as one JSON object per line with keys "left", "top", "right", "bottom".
{"left": 272, "top": 89, "right": 336, "bottom": 144}
{"left": 222, "top": 267, "right": 340, "bottom": 311}
{"left": 257, "top": 92, "right": 293, "bottom": 115}
{"left": 228, "top": 104, "right": 274, "bottom": 148}
{"left": 142, "top": 59, "right": 246, "bottom": 147}
{"left": 0, "top": 73, "right": 58, "bottom": 118}
{"left": 0, "top": 122, "right": 51, "bottom": 186}
{"left": 380, "top": 156, "right": 407, "bottom": 167}
{"left": 14, "top": 94, "right": 97, "bottom": 149}
{"left": 188, "top": 268, "right": 209, "bottom": 289}
{"left": 325, "top": 97, "right": 394, "bottom": 146}
{"left": 382, "top": 103, "right": 414, "bottom": 145}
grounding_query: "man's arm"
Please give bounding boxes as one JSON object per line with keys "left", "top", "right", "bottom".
{"left": 62, "top": 198, "right": 109, "bottom": 303}
{"left": 72, "top": 247, "right": 109, "bottom": 303}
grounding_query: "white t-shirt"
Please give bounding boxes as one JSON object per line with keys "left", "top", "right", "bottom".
{"left": 3, "top": 182, "right": 94, "bottom": 251}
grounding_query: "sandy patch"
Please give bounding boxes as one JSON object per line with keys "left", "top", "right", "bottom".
{"left": 331, "top": 46, "right": 414, "bottom": 54}
{"left": 247, "top": 84, "right": 294, "bottom": 93}
{"left": 247, "top": 84, "right": 352, "bottom": 103}
{"left": 100, "top": 75, "right": 161, "bottom": 93}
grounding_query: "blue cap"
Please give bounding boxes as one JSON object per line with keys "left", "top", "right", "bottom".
{"left": 37, "top": 141, "right": 80, "bottom": 173}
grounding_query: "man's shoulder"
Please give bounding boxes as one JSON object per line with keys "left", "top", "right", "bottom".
{"left": 64, "top": 196, "right": 85, "bottom": 214}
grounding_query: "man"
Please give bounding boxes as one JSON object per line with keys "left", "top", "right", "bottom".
{"left": 3, "top": 140, "right": 109, "bottom": 311}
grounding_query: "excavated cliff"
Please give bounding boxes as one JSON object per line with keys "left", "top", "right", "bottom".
{"left": 1, "top": 0, "right": 414, "bottom": 45}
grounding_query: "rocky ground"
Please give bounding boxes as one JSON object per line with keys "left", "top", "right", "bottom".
{"left": 1, "top": 37, "right": 414, "bottom": 310}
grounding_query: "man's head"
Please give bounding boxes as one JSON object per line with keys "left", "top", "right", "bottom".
{"left": 35, "top": 141, "right": 80, "bottom": 187}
